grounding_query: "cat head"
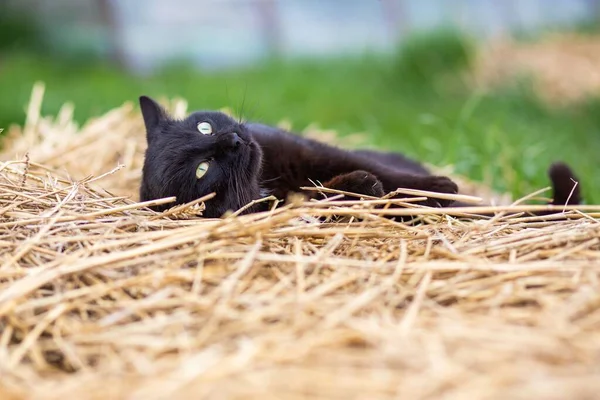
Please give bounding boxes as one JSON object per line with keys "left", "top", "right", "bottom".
{"left": 138, "top": 96, "right": 263, "bottom": 218}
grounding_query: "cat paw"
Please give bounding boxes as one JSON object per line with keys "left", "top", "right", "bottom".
{"left": 324, "top": 170, "right": 385, "bottom": 198}
{"left": 419, "top": 176, "right": 458, "bottom": 207}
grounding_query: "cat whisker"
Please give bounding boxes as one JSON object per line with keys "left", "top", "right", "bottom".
{"left": 261, "top": 176, "right": 282, "bottom": 183}
{"left": 238, "top": 81, "right": 248, "bottom": 125}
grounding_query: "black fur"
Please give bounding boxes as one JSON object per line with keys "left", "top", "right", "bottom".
{"left": 139, "top": 97, "right": 263, "bottom": 218}
{"left": 548, "top": 162, "right": 581, "bottom": 206}
{"left": 138, "top": 96, "right": 582, "bottom": 218}
{"left": 138, "top": 96, "right": 458, "bottom": 217}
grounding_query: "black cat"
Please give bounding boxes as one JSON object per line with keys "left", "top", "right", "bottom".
{"left": 138, "top": 96, "right": 581, "bottom": 218}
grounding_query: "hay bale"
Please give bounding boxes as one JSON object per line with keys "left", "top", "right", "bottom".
{"left": 1, "top": 84, "right": 599, "bottom": 399}
{"left": 472, "top": 33, "right": 600, "bottom": 105}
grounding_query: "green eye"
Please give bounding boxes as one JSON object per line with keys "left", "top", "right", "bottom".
{"left": 197, "top": 121, "right": 212, "bottom": 135}
{"left": 196, "top": 161, "right": 209, "bottom": 179}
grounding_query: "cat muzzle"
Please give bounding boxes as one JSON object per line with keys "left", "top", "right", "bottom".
{"left": 230, "top": 132, "right": 242, "bottom": 148}
{"left": 219, "top": 132, "right": 243, "bottom": 149}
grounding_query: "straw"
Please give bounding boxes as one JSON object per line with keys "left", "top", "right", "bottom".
{"left": 0, "top": 85, "right": 598, "bottom": 400}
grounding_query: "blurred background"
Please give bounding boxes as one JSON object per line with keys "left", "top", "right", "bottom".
{"left": 1, "top": 0, "right": 599, "bottom": 201}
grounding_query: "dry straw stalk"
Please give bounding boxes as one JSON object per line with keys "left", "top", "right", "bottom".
{"left": 0, "top": 83, "right": 599, "bottom": 399}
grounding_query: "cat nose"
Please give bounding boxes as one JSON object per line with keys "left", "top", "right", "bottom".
{"left": 230, "top": 132, "right": 242, "bottom": 148}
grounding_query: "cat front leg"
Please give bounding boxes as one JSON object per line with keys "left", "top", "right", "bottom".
{"left": 405, "top": 175, "right": 458, "bottom": 207}
{"left": 316, "top": 170, "right": 385, "bottom": 200}
{"left": 370, "top": 170, "right": 458, "bottom": 208}
{"left": 305, "top": 171, "right": 457, "bottom": 222}
{"left": 301, "top": 171, "right": 384, "bottom": 221}
{"left": 306, "top": 170, "right": 458, "bottom": 208}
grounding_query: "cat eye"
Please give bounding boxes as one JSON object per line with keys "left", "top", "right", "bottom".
{"left": 197, "top": 122, "right": 213, "bottom": 135}
{"left": 196, "top": 161, "right": 209, "bottom": 179}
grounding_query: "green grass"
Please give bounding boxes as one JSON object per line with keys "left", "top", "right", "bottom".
{"left": 1, "top": 39, "right": 599, "bottom": 203}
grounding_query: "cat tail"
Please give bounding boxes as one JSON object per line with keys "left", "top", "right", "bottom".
{"left": 450, "top": 162, "right": 582, "bottom": 216}
{"left": 548, "top": 162, "right": 581, "bottom": 206}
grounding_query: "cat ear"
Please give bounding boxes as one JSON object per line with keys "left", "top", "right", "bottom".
{"left": 139, "top": 95, "right": 169, "bottom": 133}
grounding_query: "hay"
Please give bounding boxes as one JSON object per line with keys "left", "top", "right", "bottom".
{"left": 1, "top": 84, "right": 600, "bottom": 399}
{"left": 473, "top": 33, "right": 600, "bottom": 105}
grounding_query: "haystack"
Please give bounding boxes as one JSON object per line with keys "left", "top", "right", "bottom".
{"left": 1, "top": 84, "right": 599, "bottom": 400}
{"left": 473, "top": 33, "right": 600, "bottom": 105}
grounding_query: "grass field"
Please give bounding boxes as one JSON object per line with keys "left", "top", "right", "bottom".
{"left": 1, "top": 30, "right": 599, "bottom": 203}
